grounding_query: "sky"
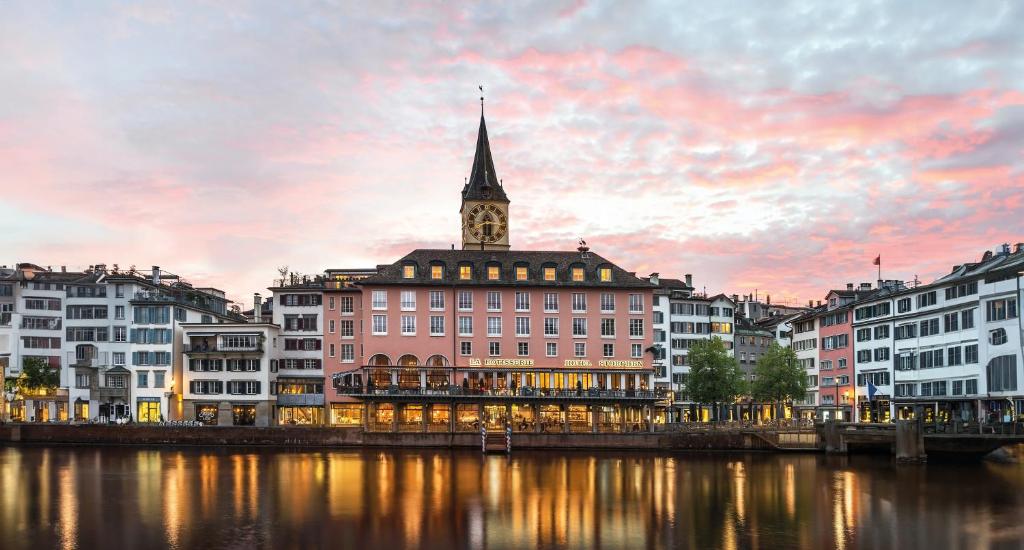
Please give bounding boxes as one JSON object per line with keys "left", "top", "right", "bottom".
{"left": 2, "top": 1, "right": 1023, "bottom": 308}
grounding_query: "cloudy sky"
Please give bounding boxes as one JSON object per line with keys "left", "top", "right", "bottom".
{"left": 2, "top": 1, "right": 1023, "bottom": 307}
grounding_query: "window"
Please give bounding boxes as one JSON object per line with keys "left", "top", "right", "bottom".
{"left": 515, "top": 266, "right": 528, "bottom": 281}
{"left": 943, "top": 312, "right": 959, "bottom": 333}
{"left": 895, "top": 323, "right": 916, "bottom": 340}
{"left": 856, "top": 328, "right": 871, "bottom": 342}
{"left": 544, "top": 293, "right": 558, "bottom": 312}
{"left": 600, "top": 293, "right": 615, "bottom": 312}
{"left": 517, "top": 342, "right": 529, "bottom": 356}
{"left": 459, "top": 316, "right": 473, "bottom": 336}
{"left": 402, "top": 265, "right": 416, "bottom": 279}
{"left": 965, "top": 344, "right": 979, "bottom": 364}
{"left": 115, "top": 305, "right": 125, "bottom": 320}
{"left": 653, "top": 311, "right": 664, "bottom": 324}
{"left": 487, "top": 291, "right": 501, "bottom": 311}
{"left": 459, "top": 265, "right": 472, "bottom": 280}
{"left": 340, "top": 296, "right": 354, "bottom": 314}
{"left": 112, "top": 352, "right": 125, "bottom": 366}
{"left": 987, "top": 299, "right": 1018, "bottom": 322}
{"left": 919, "top": 318, "right": 939, "bottom": 337}
{"left": 487, "top": 265, "right": 500, "bottom": 280}
{"left": 966, "top": 379, "right": 978, "bottom": 395}
{"left": 137, "top": 372, "right": 149, "bottom": 388}
{"left": 371, "top": 290, "right": 387, "bottom": 310}
{"left": 460, "top": 341, "right": 472, "bottom": 356}
{"left": 458, "top": 291, "right": 473, "bottom": 310}
{"left": 897, "top": 298, "right": 911, "bottom": 313}
{"left": 571, "top": 267, "right": 584, "bottom": 281}
{"left": 855, "top": 302, "right": 890, "bottom": 321}
{"left": 574, "top": 342, "right": 585, "bottom": 357}
{"left": 572, "top": 293, "right": 587, "bottom": 312}
{"left": 341, "top": 320, "right": 354, "bottom": 337}
{"left": 341, "top": 344, "right": 355, "bottom": 362}
{"left": 631, "top": 343, "right": 642, "bottom": 358}
{"left": 873, "top": 347, "right": 890, "bottom": 361}
{"left": 987, "top": 355, "right": 1018, "bottom": 392}
{"left": 515, "top": 292, "right": 530, "bottom": 311}
{"left": 329, "top": 296, "right": 336, "bottom": 310}
{"left": 945, "top": 281, "right": 978, "bottom": 300}
{"left": 487, "top": 317, "right": 502, "bottom": 337}
{"left": 952, "top": 380, "right": 963, "bottom": 396}
{"left": 543, "top": 267, "right": 556, "bottom": 281}
{"left": 114, "top": 326, "right": 127, "bottom": 343}
{"left": 372, "top": 314, "right": 387, "bottom": 335}
{"left": 400, "top": 290, "right": 416, "bottom": 311}
{"left": 601, "top": 318, "right": 615, "bottom": 337}
{"left": 516, "top": 317, "right": 531, "bottom": 337}
{"left": 873, "top": 325, "right": 889, "bottom": 340}
{"left": 429, "top": 316, "right": 445, "bottom": 336}
{"left": 838, "top": 358, "right": 847, "bottom": 369}
{"left": 429, "top": 291, "right": 445, "bottom": 310}
{"left": 629, "top": 318, "right": 644, "bottom": 337}
{"left": 857, "top": 350, "right": 872, "bottom": 363}
{"left": 599, "top": 267, "right": 612, "bottom": 282}
{"left": 431, "top": 265, "right": 443, "bottom": 280}
{"left": 329, "top": 343, "right": 336, "bottom": 357}
{"left": 329, "top": 319, "right": 336, "bottom": 333}
{"left": 572, "top": 317, "right": 587, "bottom": 337}
{"left": 917, "top": 291, "right": 936, "bottom": 308}
{"left": 190, "top": 380, "right": 223, "bottom": 395}
{"left": 544, "top": 317, "right": 559, "bottom": 337}
{"left": 489, "top": 341, "right": 500, "bottom": 357}
{"left": 629, "top": 294, "right": 643, "bottom": 313}
{"left": 962, "top": 308, "right": 975, "bottom": 330}
{"left": 603, "top": 343, "right": 614, "bottom": 357}
{"left": 154, "top": 372, "right": 165, "bottom": 388}
{"left": 990, "top": 328, "right": 1008, "bottom": 346}
{"left": 947, "top": 346, "right": 962, "bottom": 366}
{"left": 228, "top": 381, "right": 261, "bottom": 395}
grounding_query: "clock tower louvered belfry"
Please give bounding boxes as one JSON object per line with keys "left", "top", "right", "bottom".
{"left": 460, "top": 108, "right": 510, "bottom": 251}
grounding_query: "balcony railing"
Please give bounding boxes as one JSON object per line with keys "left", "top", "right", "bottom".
{"left": 184, "top": 343, "right": 263, "bottom": 354}
{"left": 277, "top": 393, "right": 325, "bottom": 407}
{"left": 337, "top": 385, "right": 666, "bottom": 400}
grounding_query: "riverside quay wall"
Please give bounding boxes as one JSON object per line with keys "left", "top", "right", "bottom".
{"left": 0, "top": 424, "right": 785, "bottom": 452}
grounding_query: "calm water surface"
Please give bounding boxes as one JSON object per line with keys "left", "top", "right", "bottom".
{"left": 1, "top": 445, "right": 1023, "bottom": 549}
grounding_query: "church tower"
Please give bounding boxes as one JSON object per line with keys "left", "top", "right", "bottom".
{"left": 460, "top": 108, "right": 510, "bottom": 251}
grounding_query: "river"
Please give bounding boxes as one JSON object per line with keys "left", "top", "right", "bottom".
{"left": 0, "top": 445, "right": 1021, "bottom": 549}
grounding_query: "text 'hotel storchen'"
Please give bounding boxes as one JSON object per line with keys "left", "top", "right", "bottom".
{"left": 329, "top": 108, "right": 667, "bottom": 433}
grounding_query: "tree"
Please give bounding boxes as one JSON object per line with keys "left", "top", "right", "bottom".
{"left": 17, "top": 356, "right": 59, "bottom": 395}
{"left": 750, "top": 342, "right": 808, "bottom": 421}
{"left": 276, "top": 265, "right": 289, "bottom": 287}
{"left": 685, "top": 337, "right": 746, "bottom": 421}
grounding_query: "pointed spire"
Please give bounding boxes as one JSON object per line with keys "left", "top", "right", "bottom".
{"left": 462, "top": 96, "right": 509, "bottom": 203}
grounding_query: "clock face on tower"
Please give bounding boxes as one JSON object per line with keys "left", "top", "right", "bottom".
{"left": 466, "top": 204, "right": 508, "bottom": 243}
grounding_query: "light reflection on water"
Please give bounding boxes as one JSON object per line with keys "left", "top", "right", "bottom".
{"left": 1, "top": 446, "right": 1023, "bottom": 549}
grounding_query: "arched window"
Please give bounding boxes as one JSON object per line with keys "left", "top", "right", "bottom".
{"left": 425, "top": 355, "right": 449, "bottom": 367}
{"left": 398, "top": 354, "right": 419, "bottom": 367}
{"left": 368, "top": 354, "right": 391, "bottom": 366}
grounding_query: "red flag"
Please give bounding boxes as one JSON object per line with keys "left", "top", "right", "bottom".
{"left": 873, "top": 255, "right": 881, "bottom": 266}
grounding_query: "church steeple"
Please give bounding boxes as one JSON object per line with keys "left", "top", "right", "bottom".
{"left": 460, "top": 95, "right": 510, "bottom": 251}
{"left": 461, "top": 112, "right": 509, "bottom": 203}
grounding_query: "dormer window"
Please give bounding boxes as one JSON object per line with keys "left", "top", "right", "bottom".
{"left": 599, "top": 267, "right": 612, "bottom": 282}
{"left": 487, "top": 265, "right": 501, "bottom": 281}
{"left": 543, "top": 267, "right": 556, "bottom": 281}
{"left": 402, "top": 265, "right": 416, "bottom": 279}
{"left": 459, "top": 265, "right": 473, "bottom": 280}
{"left": 515, "top": 266, "right": 528, "bottom": 281}
{"left": 431, "top": 265, "right": 444, "bottom": 280}
{"left": 571, "top": 267, "right": 584, "bottom": 282}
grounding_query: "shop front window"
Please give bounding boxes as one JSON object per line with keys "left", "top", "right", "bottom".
{"left": 137, "top": 400, "right": 160, "bottom": 423}
{"left": 331, "top": 404, "right": 364, "bottom": 426}
{"left": 196, "top": 404, "right": 219, "bottom": 425}
{"left": 74, "top": 401, "right": 90, "bottom": 422}
{"left": 279, "top": 406, "right": 323, "bottom": 425}
{"left": 233, "top": 404, "right": 256, "bottom": 426}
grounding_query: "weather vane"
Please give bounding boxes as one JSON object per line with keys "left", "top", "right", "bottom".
{"left": 479, "top": 84, "right": 484, "bottom": 114}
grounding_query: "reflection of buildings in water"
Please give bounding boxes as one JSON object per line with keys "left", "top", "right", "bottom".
{"left": 57, "top": 456, "right": 77, "bottom": 550}
{"left": 162, "top": 452, "right": 186, "bottom": 549}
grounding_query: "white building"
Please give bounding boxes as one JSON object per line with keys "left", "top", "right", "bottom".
{"left": 181, "top": 315, "right": 280, "bottom": 426}
{"left": 270, "top": 277, "right": 326, "bottom": 425}
{"left": 852, "top": 244, "right": 1024, "bottom": 423}
{"left": 791, "top": 312, "right": 820, "bottom": 418}
{"left": 646, "top": 273, "right": 736, "bottom": 421}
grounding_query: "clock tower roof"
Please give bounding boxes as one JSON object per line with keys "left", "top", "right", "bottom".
{"left": 462, "top": 113, "right": 509, "bottom": 203}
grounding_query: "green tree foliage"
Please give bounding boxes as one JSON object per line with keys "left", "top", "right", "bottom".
{"left": 17, "top": 356, "right": 59, "bottom": 394}
{"left": 686, "top": 337, "right": 746, "bottom": 420}
{"left": 751, "top": 342, "right": 808, "bottom": 417}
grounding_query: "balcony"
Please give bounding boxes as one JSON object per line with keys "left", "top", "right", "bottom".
{"left": 66, "top": 351, "right": 109, "bottom": 368}
{"left": 184, "top": 343, "right": 263, "bottom": 354}
{"left": 97, "top": 385, "right": 129, "bottom": 400}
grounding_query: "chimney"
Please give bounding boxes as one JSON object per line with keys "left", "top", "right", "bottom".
{"left": 1001, "top": 243, "right": 1011, "bottom": 255}
{"left": 648, "top": 272, "right": 659, "bottom": 285}
{"left": 685, "top": 274, "right": 693, "bottom": 287}
{"left": 731, "top": 294, "right": 739, "bottom": 304}
{"left": 846, "top": 283, "right": 854, "bottom": 291}
{"left": 808, "top": 300, "right": 813, "bottom": 307}
{"left": 817, "top": 300, "right": 822, "bottom": 307}
{"left": 152, "top": 266, "right": 161, "bottom": 285}
{"left": 254, "top": 293, "right": 262, "bottom": 323}
{"left": 766, "top": 294, "right": 771, "bottom": 305}
{"left": 860, "top": 282, "right": 872, "bottom": 290}
{"left": 61, "top": 266, "right": 66, "bottom": 272}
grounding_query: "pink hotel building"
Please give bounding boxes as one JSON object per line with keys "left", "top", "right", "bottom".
{"left": 323, "top": 112, "right": 664, "bottom": 432}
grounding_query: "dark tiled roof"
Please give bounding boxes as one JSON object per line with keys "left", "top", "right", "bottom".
{"left": 361, "top": 249, "right": 654, "bottom": 289}
{"left": 461, "top": 114, "right": 509, "bottom": 203}
{"left": 643, "top": 277, "right": 692, "bottom": 291}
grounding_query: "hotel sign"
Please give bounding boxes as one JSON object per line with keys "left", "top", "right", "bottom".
{"left": 598, "top": 360, "right": 645, "bottom": 368}
{"left": 468, "top": 358, "right": 535, "bottom": 367}
{"left": 466, "top": 358, "right": 645, "bottom": 368}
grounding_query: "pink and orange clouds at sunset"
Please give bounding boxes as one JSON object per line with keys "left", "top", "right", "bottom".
{"left": 2, "top": 2, "right": 1023, "bottom": 306}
